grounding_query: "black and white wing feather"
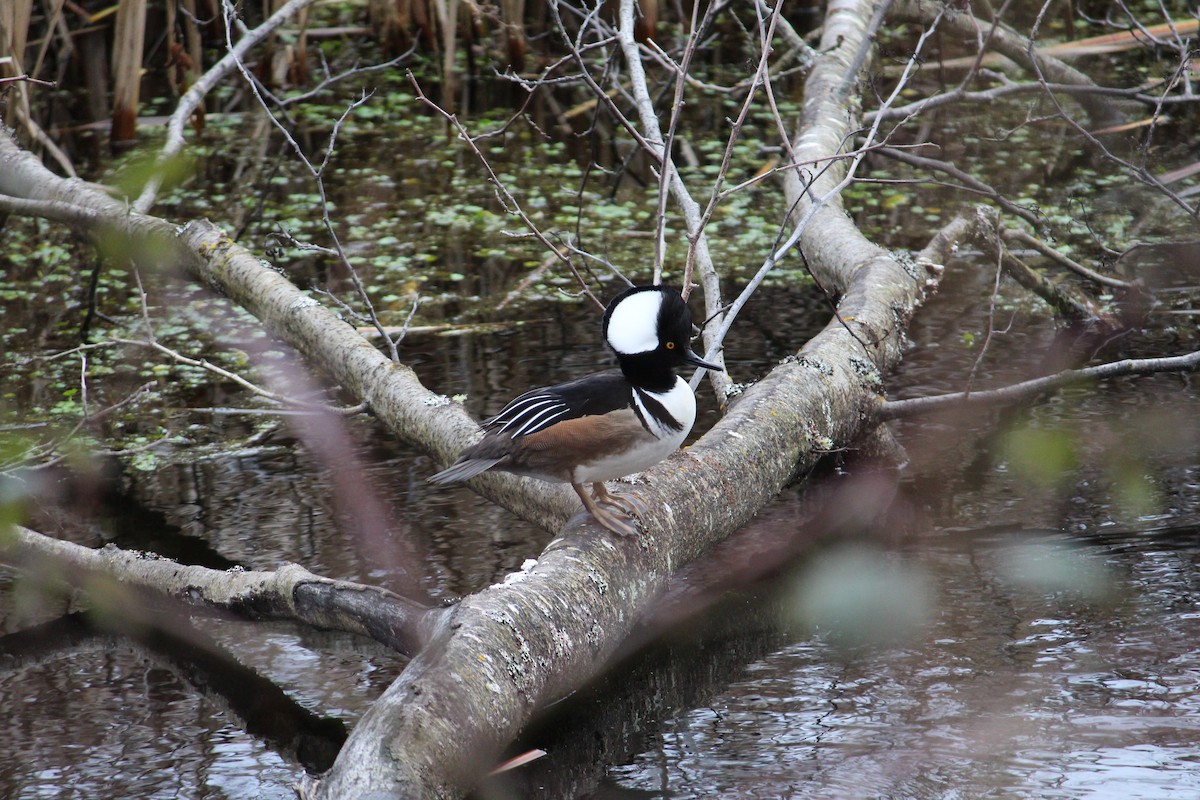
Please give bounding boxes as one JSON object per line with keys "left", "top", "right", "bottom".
{"left": 428, "top": 370, "right": 632, "bottom": 484}
{"left": 483, "top": 370, "right": 631, "bottom": 438}
{"left": 484, "top": 391, "right": 573, "bottom": 438}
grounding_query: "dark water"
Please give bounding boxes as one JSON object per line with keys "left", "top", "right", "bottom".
{"left": 4, "top": 250, "right": 1200, "bottom": 798}
{"left": 598, "top": 529, "right": 1200, "bottom": 799}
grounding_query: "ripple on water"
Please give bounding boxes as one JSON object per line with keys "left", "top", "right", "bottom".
{"left": 609, "top": 531, "right": 1200, "bottom": 800}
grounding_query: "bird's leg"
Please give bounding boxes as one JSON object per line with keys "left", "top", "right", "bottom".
{"left": 590, "top": 482, "right": 646, "bottom": 518}
{"left": 572, "top": 482, "right": 639, "bottom": 537}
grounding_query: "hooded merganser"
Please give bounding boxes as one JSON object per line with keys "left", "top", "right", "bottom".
{"left": 429, "top": 285, "right": 722, "bottom": 536}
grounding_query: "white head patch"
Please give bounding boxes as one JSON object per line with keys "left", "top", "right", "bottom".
{"left": 605, "top": 289, "right": 664, "bottom": 355}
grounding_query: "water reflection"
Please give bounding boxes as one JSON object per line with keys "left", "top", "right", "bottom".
{"left": 0, "top": 643, "right": 298, "bottom": 800}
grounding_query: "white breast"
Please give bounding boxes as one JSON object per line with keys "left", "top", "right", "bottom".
{"left": 573, "top": 377, "right": 697, "bottom": 484}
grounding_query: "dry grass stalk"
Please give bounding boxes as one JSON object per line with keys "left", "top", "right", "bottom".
{"left": 110, "top": 0, "right": 148, "bottom": 147}
{"left": 0, "top": 0, "right": 34, "bottom": 125}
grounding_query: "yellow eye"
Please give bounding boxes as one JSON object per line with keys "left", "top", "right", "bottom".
{"left": 665, "top": 341, "right": 675, "bottom": 349}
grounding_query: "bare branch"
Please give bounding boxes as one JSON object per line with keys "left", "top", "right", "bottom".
{"left": 1002, "top": 227, "right": 1136, "bottom": 290}
{"left": 891, "top": 0, "right": 1133, "bottom": 129}
{"left": 875, "top": 145, "right": 1044, "bottom": 227}
{"left": 0, "top": 526, "right": 440, "bottom": 656}
{"left": 1025, "top": 0, "right": 1199, "bottom": 223}
{"left": 0, "top": 73, "right": 54, "bottom": 87}
{"left": 699, "top": 6, "right": 947, "bottom": 381}
{"left": 883, "top": 350, "right": 1200, "bottom": 420}
{"left": 683, "top": 0, "right": 787, "bottom": 302}
{"left": 867, "top": 71, "right": 1197, "bottom": 125}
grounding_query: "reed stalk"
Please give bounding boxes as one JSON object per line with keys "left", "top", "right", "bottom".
{"left": 111, "top": 0, "right": 148, "bottom": 147}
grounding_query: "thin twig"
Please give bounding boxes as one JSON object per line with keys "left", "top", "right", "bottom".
{"left": 407, "top": 71, "right": 604, "bottom": 311}
{"left": 966, "top": 217, "right": 1010, "bottom": 393}
{"left": 874, "top": 145, "right": 1044, "bottom": 228}
{"left": 1002, "top": 228, "right": 1135, "bottom": 290}
{"left": 134, "top": 0, "right": 323, "bottom": 213}
{"left": 882, "top": 350, "right": 1200, "bottom": 420}
{"left": 1026, "top": 0, "right": 1198, "bottom": 222}
{"left": 682, "top": 0, "right": 785, "bottom": 300}
{"left": 39, "top": 337, "right": 364, "bottom": 416}
{"left": 0, "top": 74, "right": 56, "bottom": 87}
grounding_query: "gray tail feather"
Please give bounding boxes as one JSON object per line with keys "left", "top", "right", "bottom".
{"left": 428, "top": 457, "right": 504, "bottom": 484}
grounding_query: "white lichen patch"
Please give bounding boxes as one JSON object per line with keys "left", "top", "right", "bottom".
{"left": 794, "top": 355, "right": 834, "bottom": 376}
{"left": 483, "top": 607, "right": 517, "bottom": 628}
{"left": 516, "top": 636, "right": 532, "bottom": 664}
{"left": 892, "top": 250, "right": 923, "bottom": 282}
{"left": 723, "top": 381, "right": 750, "bottom": 400}
{"left": 288, "top": 296, "right": 320, "bottom": 311}
{"left": 482, "top": 606, "right": 536, "bottom": 690}
{"left": 501, "top": 651, "right": 526, "bottom": 685}
{"left": 423, "top": 394, "right": 453, "bottom": 407}
{"left": 848, "top": 355, "right": 882, "bottom": 388}
{"left": 551, "top": 627, "right": 573, "bottom": 657}
{"left": 584, "top": 565, "right": 608, "bottom": 595}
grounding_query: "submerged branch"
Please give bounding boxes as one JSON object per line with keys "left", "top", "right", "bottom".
{"left": 976, "top": 218, "right": 1118, "bottom": 327}
{"left": 1002, "top": 228, "right": 1135, "bottom": 291}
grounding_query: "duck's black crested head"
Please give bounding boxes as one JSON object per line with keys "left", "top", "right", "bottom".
{"left": 602, "top": 285, "right": 721, "bottom": 388}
